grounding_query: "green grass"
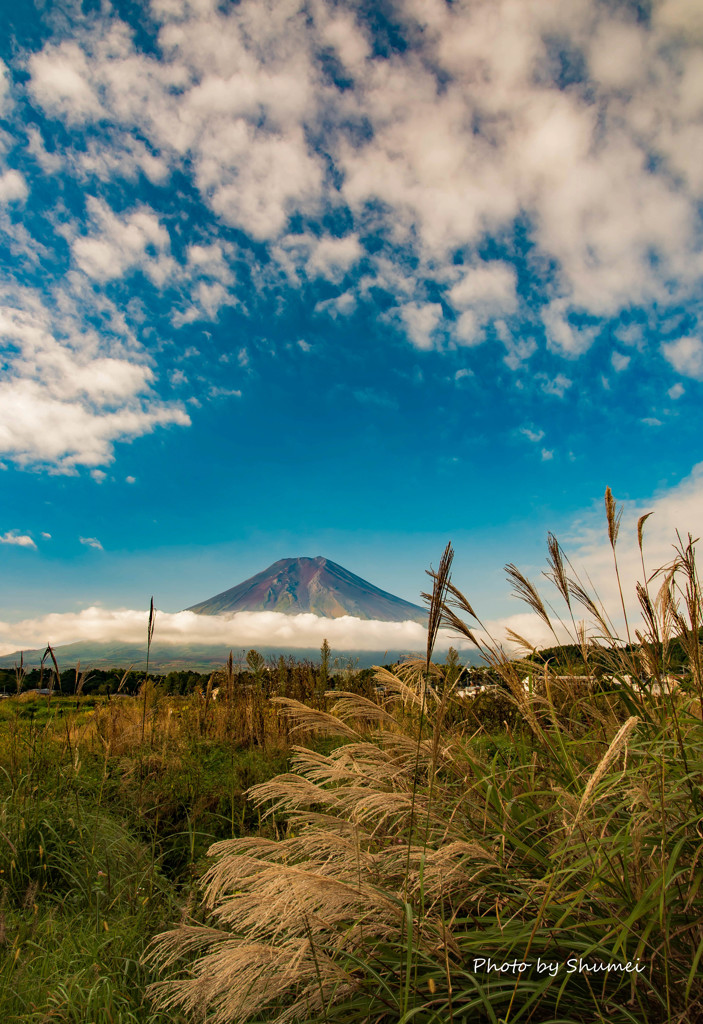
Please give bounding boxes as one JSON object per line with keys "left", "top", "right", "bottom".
{"left": 0, "top": 691, "right": 297, "bottom": 1023}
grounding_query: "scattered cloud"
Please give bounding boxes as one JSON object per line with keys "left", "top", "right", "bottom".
{"left": 394, "top": 302, "right": 443, "bottom": 351}
{"left": 661, "top": 336, "right": 703, "bottom": 380}
{"left": 0, "top": 170, "right": 28, "bottom": 204}
{"left": 519, "top": 426, "right": 544, "bottom": 444}
{"left": 0, "top": 59, "right": 12, "bottom": 117}
{"left": 79, "top": 536, "right": 104, "bottom": 550}
{"left": 12, "top": 1, "right": 703, "bottom": 359}
{"left": 447, "top": 263, "right": 518, "bottom": 318}
{"left": 668, "top": 382, "right": 685, "bottom": 400}
{"left": 0, "top": 289, "right": 190, "bottom": 471}
{"left": 0, "top": 0, "right": 702, "bottom": 481}
{"left": 28, "top": 40, "right": 104, "bottom": 123}
{"left": 71, "top": 198, "right": 174, "bottom": 286}
{"left": 611, "top": 351, "right": 631, "bottom": 372}
{"left": 0, "top": 530, "right": 36, "bottom": 549}
{"left": 41, "top": 532, "right": 51, "bottom": 539}
{"left": 125, "top": 475, "right": 136, "bottom": 484}
{"left": 539, "top": 373, "right": 573, "bottom": 398}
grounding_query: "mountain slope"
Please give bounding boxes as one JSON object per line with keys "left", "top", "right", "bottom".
{"left": 186, "top": 556, "right": 428, "bottom": 624}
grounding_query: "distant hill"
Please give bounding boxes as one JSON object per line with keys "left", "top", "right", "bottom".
{"left": 186, "top": 556, "right": 428, "bottom": 624}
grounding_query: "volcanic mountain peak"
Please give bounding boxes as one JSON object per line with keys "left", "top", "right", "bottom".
{"left": 186, "top": 555, "right": 428, "bottom": 623}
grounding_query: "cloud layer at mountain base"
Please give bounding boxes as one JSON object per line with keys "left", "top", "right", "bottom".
{"left": 0, "top": 608, "right": 439, "bottom": 659}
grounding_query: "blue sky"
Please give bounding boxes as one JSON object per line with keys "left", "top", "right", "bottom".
{"left": 1, "top": 0, "right": 703, "bottom": 652}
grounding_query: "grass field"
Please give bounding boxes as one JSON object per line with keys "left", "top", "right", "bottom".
{"left": 1, "top": 498, "right": 703, "bottom": 1023}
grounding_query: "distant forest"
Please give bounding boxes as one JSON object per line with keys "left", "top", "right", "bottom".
{"left": 0, "top": 652, "right": 380, "bottom": 698}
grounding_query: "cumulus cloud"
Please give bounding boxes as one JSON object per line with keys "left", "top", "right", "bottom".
{"left": 661, "top": 336, "right": 703, "bottom": 380}
{"left": 0, "top": 530, "right": 36, "bottom": 549}
{"left": 28, "top": 41, "right": 104, "bottom": 123}
{"left": 9, "top": 0, "right": 703, "bottom": 400}
{"left": 395, "top": 302, "right": 443, "bottom": 351}
{"left": 0, "top": 288, "right": 190, "bottom": 471}
{"left": 611, "top": 351, "right": 631, "bottom": 373}
{"left": 447, "top": 263, "right": 518, "bottom": 317}
{"left": 71, "top": 198, "right": 174, "bottom": 285}
{"left": 0, "top": 170, "right": 28, "bottom": 204}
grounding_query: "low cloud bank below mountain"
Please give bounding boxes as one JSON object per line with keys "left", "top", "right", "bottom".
{"left": 0, "top": 607, "right": 447, "bottom": 659}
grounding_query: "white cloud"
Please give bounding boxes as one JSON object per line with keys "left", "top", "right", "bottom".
{"left": 611, "top": 351, "right": 631, "bottom": 372}
{"left": 542, "top": 302, "right": 598, "bottom": 358}
{"left": 0, "top": 607, "right": 443, "bottom": 659}
{"left": 556, "top": 464, "right": 703, "bottom": 629}
{"left": 273, "top": 233, "right": 363, "bottom": 285}
{"left": 28, "top": 41, "right": 103, "bottom": 123}
{"left": 441, "top": 464, "right": 703, "bottom": 653}
{"left": 72, "top": 198, "right": 174, "bottom": 285}
{"left": 541, "top": 448, "right": 554, "bottom": 461}
{"left": 91, "top": 469, "right": 107, "bottom": 483}
{"left": 447, "top": 262, "right": 518, "bottom": 315}
{"left": 41, "top": 532, "right": 51, "bottom": 539}
{"left": 0, "top": 170, "right": 28, "bottom": 204}
{"left": 0, "top": 60, "right": 11, "bottom": 117}
{"left": 454, "top": 310, "right": 480, "bottom": 347}
{"left": 79, "top": 536, "right": 103, "bottom": 550}
{"left": 15, "top": 0, "right": 703, "bottom": 372}
{"left": 539, "top": 373, "right": 572, "bottom": 398}
{"left": 395, "top": 302, "right": 443, "bottom": 350}
{"left": 0, "top": 289, "right": 190, "bottom": 471}
{"left": 661, "top": 336, "right": 703, "bottom": 380}
{"left": 74, "top": 136, "right": 169, "bottom": 185}
{"left": 519, "top": 426, "right": 544, "bottom": 443}
{"left": 0, "top": 530, "right": 36, "bottom": 549}
{"left": 25, "top": 127, "right": 63, "bottom": 174}
{"left": 305, "top": 235, "right": 363, "bottom": 283}
{"left": 668, "top": 382, "right": 685, "bottom": 399}
{"left": 186, "top": 243, "right": 233, "bottom": 283}
{"left": 125, "top": 475, "right": 136, "bottom": 484}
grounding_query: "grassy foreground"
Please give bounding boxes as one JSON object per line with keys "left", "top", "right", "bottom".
{"left": 146, "top": 507, "right": 703, "bottom": 1024}
{"left": 0, "top": 687, "right": 299, "bottom": 1023}
{"left": 1, "top": 493, "right": 703, "bottom": 1023}
{"left": 0, "top": 650, "right": 381, "bottom": 1022}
